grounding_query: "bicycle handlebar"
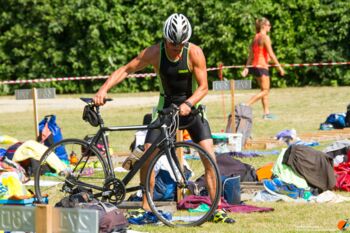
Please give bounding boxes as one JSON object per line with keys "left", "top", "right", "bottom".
{"left": 157, "top": 104, "right": 179, "bottom": 116}
{"left": 80, "top": 98, "right": 203, "bottom": 131}
{"left": 80, "top": 97, "right": 113, "bottom": 105}
{"left": 148, "top": 104, "right": 204, "bottom": 130}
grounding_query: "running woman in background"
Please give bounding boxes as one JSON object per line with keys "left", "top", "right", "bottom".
{"left": 241, "top": 17, "right": 285, "bottom": 119}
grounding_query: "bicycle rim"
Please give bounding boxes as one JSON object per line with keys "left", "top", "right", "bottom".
{"left": 34, "top": 139, "right": 108, "bottom": 205}
{"left": 145, "top": 141, "right": 221, "bottom": 227}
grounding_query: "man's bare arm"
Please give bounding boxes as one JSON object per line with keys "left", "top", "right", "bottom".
{"left": 94, "top": 45, "right": 159, "bottom": 105}
{"left": 179, "top": 44, "right": 208, "bottom": 116}
{"left": 189, "top": 45, "right": 208, "bottom": 104}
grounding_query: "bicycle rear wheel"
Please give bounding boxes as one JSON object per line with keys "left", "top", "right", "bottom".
{"left": 145, "top": 141, "right": 221, "bottom": 227}
{"left": 34, "top": 139, "right": 108, "bottom": 205}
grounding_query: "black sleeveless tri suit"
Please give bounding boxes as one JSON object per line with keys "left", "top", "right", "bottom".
{"left": 145, "top": 42, "right": 212, "bottom": 144}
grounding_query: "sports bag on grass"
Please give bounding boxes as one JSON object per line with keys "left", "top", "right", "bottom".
{"left": 222, "top": 175, "right": 241, "bottom": 205}
{"left": 55, "top": 192, "right": 128, "bottom": 233}
{"left": 226, "top": 104, "right": 252, "bottom": 146}
{"left": 38, "top": 115, "right": 68, "bottom": 160}
{"left": 345, "top": 104, "right": 350, "bottom": 127}
{"left": 325, "top": 113, "right": 346, "bottom": 129}
{"left": 80, "top": 202, "right": 128, "bottom": 233}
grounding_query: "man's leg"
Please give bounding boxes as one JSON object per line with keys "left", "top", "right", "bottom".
{"left": 128, "top": 127, "right": 167, "bottom": 224}
{"left": 140, "top": 143, "right": 156, "bottom": 211}
{"left": 198, "top": 138, "right": 218, "bottom": 201}
{"left": 198, "top": 138, "right": 235, "bottom": 224}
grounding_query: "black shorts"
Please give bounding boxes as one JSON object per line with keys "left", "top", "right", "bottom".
{"left": 249, "top": 67, "right": 269, "bottom": 77}
{"left": 145, "top": 113, "right": 212, "bottom": 144}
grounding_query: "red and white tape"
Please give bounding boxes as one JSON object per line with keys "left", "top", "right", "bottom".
{"left": 1, "top": 61, "right": 349, "bottom": 85}
{"left": 0, "top": 73, "right": 157, "bottom": 85}
{"left": 209, "top": 61, "right": 350, "bottom": 71}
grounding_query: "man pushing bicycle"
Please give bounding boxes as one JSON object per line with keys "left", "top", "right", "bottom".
{"left": 94, "top": 13, "right": 234, "bottom": 224}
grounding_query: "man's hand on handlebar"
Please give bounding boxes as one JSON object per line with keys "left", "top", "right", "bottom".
{"left": 179, "top": 102, "right": 191, "bottom": 116}
{"left": 93, "top": 90, "right": 108, "bottom": 106}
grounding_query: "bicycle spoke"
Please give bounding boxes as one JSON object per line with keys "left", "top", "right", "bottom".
{"left": 35, "top": 139, "right": 108, "bottom": 205}
{"left": 145, "top": 142, "right": 221, "bottom": 227}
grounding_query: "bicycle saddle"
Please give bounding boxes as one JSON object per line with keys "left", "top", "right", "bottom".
{"left": 80, "top": 97, "right": 113, "bottom": 105}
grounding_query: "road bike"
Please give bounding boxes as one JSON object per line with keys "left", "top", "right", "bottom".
{"left": 34, "top": 98, "right": 221, "bottom": 227}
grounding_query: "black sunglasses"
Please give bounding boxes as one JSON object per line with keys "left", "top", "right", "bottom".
{"left": 166, "top": 40, "right": 184, "bottom": 47}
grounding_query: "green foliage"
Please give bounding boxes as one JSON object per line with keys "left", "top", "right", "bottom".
{"left": 0, "top": 0, "right": 349, "bottom": 94}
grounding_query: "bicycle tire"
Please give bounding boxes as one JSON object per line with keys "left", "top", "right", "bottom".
{"left": 34, "top": 138, "right": 108, "bottom": 204}
{"left": 145, "top": 141, "right": 221, "bottom": 227}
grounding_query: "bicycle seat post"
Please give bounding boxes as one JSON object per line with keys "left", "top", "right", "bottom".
{"left": 95, "top": 106, "right": 104, "bottom": 127}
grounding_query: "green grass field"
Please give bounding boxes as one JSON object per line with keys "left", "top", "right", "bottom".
{"left": 1, "top": 86, "right": 350, "bottom": 232}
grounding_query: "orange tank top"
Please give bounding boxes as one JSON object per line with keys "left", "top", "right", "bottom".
{"left": 252, "top": 33, "right": 269, "bottom": 67}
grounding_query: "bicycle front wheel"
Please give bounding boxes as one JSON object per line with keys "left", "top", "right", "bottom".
{"left": 145, "top": 141, "right": 221, "bottom": 227}
{"left": 34, "top": 139, "right": 108, "bottom": 205}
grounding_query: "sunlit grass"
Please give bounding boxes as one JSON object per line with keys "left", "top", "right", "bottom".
{"left": 1, "top": 87, "right": 350, "bottom": 232}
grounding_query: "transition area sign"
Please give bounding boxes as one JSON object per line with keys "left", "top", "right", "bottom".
{"left": 14, "top": 88, "right": 56, "bottom": 139}
{"left": 0, "top": 205, "right": 99, "bottom": 233}
{"left": 15, "top": 88, "right": 56, "bottom": 100}
{"left": 212, "top": 79, "right": 252, "bottom": 134}
{"left": 212, "top": 80, "right": 251, "bottom": 91}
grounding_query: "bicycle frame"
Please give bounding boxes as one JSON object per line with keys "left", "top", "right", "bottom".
{"left": 87, "top": 118, "right": 186, "bottom": 197}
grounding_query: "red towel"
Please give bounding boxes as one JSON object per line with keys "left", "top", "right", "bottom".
{"left": 177, "top": 195, "right": 274, "bottom": 213}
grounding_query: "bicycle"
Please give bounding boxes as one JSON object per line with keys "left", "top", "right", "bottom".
{"left": 34, "top": 98, "right": 221, "bottom": 227}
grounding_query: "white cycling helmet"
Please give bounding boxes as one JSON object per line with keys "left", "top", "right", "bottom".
{"left": 163, "top": 13, "right": 192, "bottom": 45}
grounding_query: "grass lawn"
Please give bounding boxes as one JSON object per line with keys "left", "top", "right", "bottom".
{"left": 1, "top": 86, "right": 350, "bottom": 232}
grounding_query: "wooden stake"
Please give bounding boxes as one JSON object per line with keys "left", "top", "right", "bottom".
{"left": 176, "top": 130, "right": 184, "bottom": 201}
{"left": 230, "top": 80, "right": 236, "bottom": 133}
{"left": 218, "top": 63, "right": 227, "bottom": 125}
{"left": 32, "top": 88, "right": 39, "bottom": 139}
{"left": 35, "top": 204, "right": 53, "bottom": 233}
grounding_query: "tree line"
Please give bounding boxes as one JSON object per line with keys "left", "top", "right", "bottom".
{"left": 0, "top": 0, "right": 349, "bottom": 94}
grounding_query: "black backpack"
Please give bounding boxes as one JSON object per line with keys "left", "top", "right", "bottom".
{"left": 345, "top": 104, "right": 350, "bottom": 127}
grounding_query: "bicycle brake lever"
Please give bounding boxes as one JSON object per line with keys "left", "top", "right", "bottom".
{"left": 159, "top": 104, "right": 179, "bottom": 115}
{"left": 198, "top": 105, "right": 205, "bottom": 123}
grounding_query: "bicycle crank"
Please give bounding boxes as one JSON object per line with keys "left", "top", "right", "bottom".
{"left": 102, "top": 178, "right": 126, "bottom": 205}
